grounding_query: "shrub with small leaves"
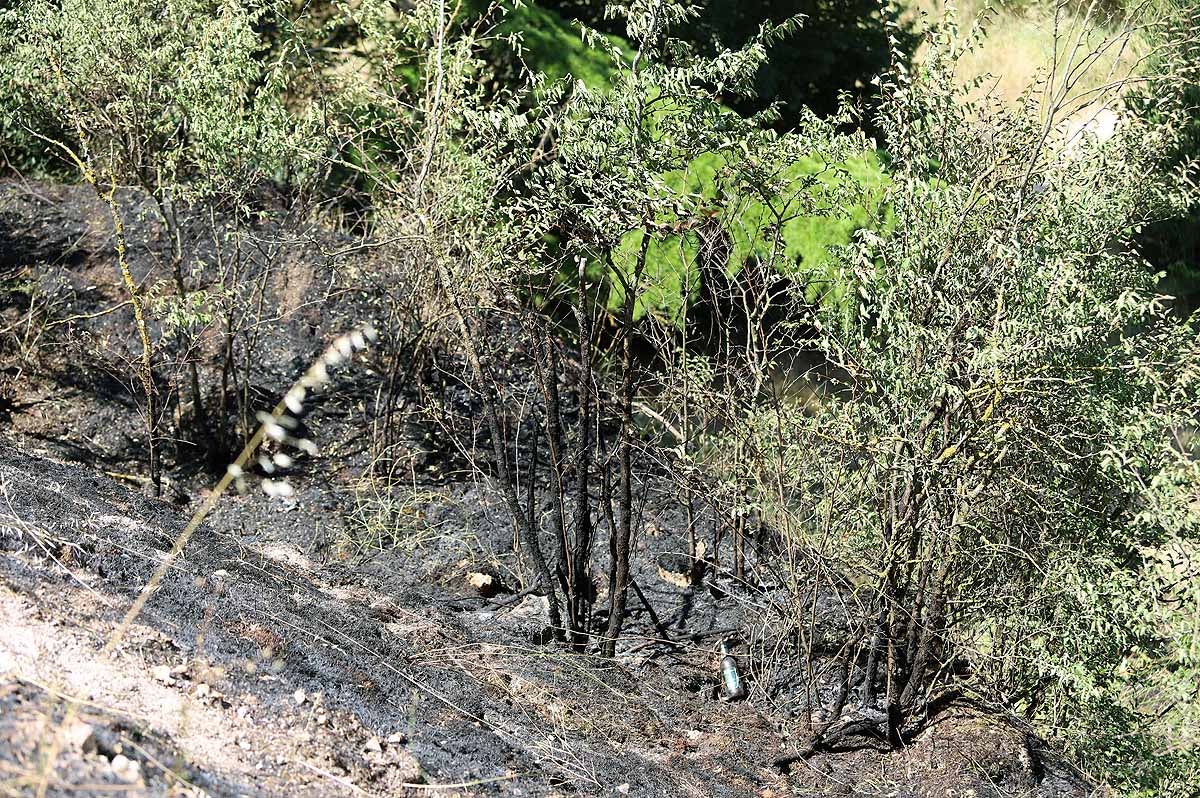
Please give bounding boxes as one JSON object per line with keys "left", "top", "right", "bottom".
{"left": 1, "top": 0, "right": 309, "bottom": 202}
{"left": 682, "top": 8, "right": 1200, "bottom": 791}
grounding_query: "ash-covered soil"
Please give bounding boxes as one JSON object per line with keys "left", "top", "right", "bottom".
{"left": 0, "top": 445, "right": 1097, "bottom": 798}
{"left": 0, "top": 178, "right": 1100, "bottom": 797}
{"left": 0, "top": 444, "right": 778, "bottom": 797}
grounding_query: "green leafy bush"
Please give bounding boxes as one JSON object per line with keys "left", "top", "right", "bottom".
{"left": 0, "top": 0, "right": 315, "bottom": 483}
{"left": 541, "top": 0, "right": 916, "bottom": 126}
{"left": 1, "top": 0, "right": 306, "bottom": 200}
{"left": 468, "top": 1, "right": 893, "bottom": 321}
{"left": 677, "top": 9, "right": 1200, "bottom": 790}
{"left": 611, "top": 147, "right": 889, "bottom": 322}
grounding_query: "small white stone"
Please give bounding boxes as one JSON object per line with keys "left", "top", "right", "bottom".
{"left": 110, "top": 754, "right": 141, "bottom": 783}
{"left": 293, "top": 688, "right": 306, "bottom": 705}
{"left": 62, "top": 721, "right": 94, "bottom": 752}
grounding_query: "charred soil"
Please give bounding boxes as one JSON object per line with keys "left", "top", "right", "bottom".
{"left": 0, "top": 178, "right": 1098, "bottom": 797}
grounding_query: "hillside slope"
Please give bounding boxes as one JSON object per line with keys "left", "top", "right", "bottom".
{"left": 0, "top": 444, "right": 1098, "bottom": 797}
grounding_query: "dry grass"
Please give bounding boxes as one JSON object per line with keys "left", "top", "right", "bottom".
{"left": 905, "top": 0, "right": 1148, "bottom": 108}
{"left": 339, "top": 478, "right": 446, "bottom": 561}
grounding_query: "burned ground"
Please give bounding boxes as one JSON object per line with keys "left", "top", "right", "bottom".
{"left": 0, "top": 178, "right": 1099, "bottom": 797}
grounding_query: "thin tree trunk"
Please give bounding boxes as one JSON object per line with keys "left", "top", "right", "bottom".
{"left": 154, "top": 193, "right": 210, "bottom": 444}
{"left": 571, "top": 257, "right": 595, "bottom": 651}
{"left": 602, "top": 233, "right": 649, "bottom": 657}
{"left": 435, "top": 260, "right": 563, "bottom": 636}
{"left": 536, "top": 334, "right": 573, "bottom": 627}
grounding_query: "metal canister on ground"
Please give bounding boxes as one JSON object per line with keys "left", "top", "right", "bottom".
{"left": 719, "top": 639, "right": 747, "bottom": 701}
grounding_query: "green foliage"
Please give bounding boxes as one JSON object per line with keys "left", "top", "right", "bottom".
{"left": 453, "top": 2, "right": 892, "bottom": 321}
{"left": 680, "top": 9, "right": 1200, "bottom": 792}
{"left": 541, "top": 0, "right": 916, "bottom": 126}
{"left": 608, "top": 149, "right": 888, "bottom": 321}
{"left": 460, "top": 1, "right": 872, "bottom": 328}
{"left": 680, "top": 0, "right": 916, "bottom": 127}
{"left": 1136, "top": 3, "right": 1200, "bottom": 310}
{"left": 1, "top": 0, "right": 307, "bottom": 201}
{"left": 487, "top": 1, "right": 625, "bottom": 89}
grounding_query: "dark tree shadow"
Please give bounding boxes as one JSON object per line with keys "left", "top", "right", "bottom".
{"left": 540, "top": 0, "right": 917, "bottom": 133}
